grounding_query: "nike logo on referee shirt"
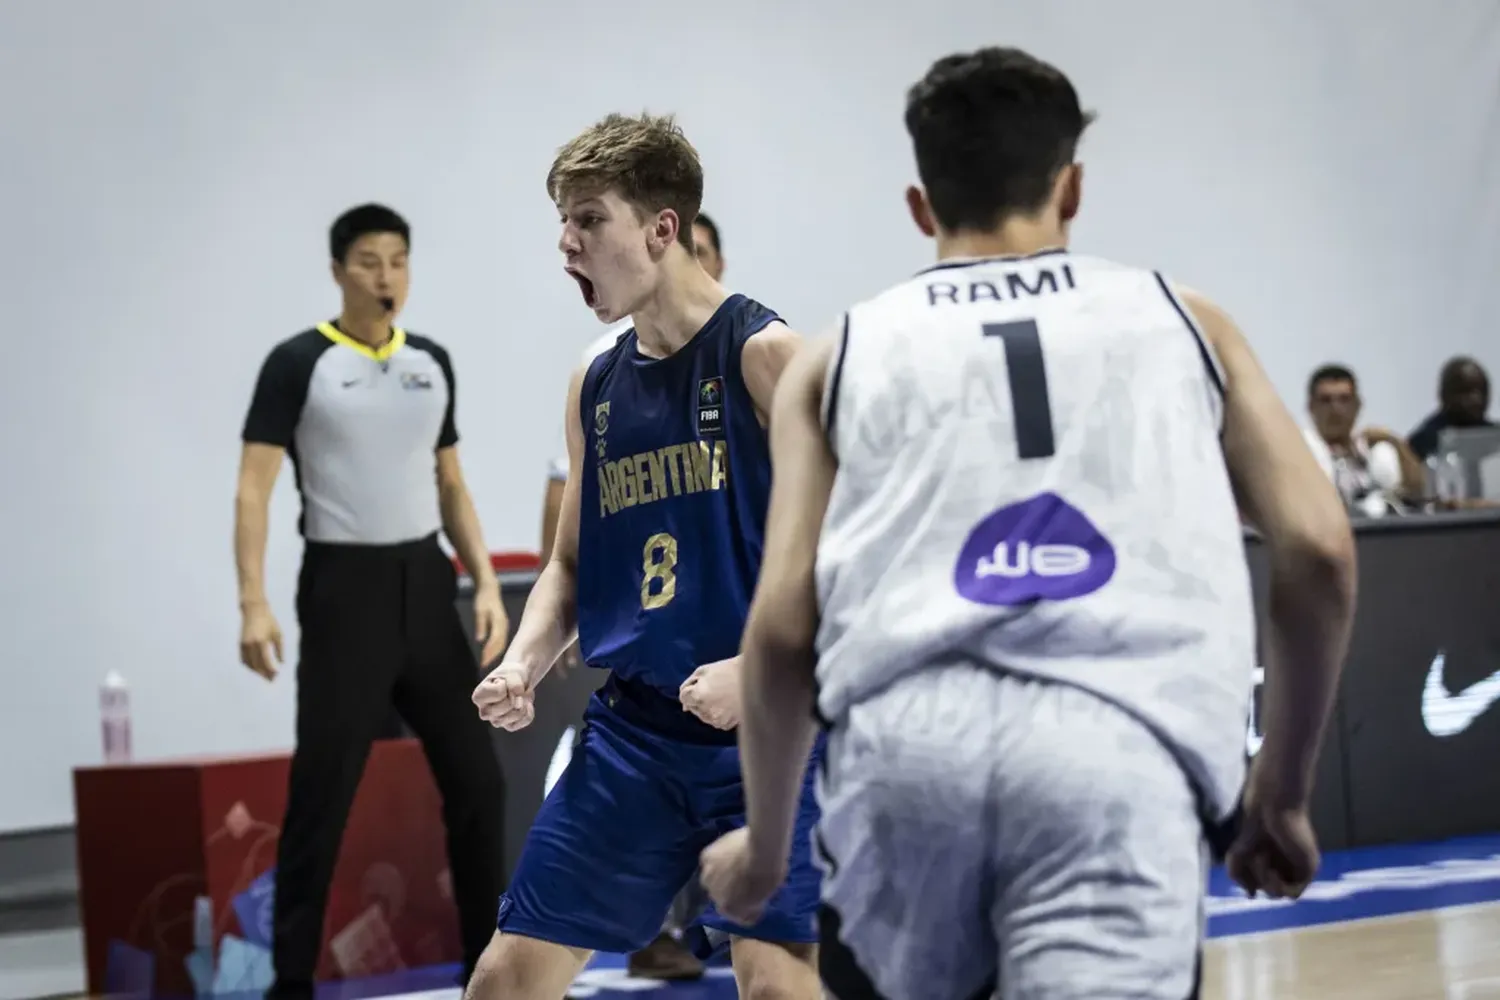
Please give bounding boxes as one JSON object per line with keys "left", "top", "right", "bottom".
{"left": 1421, "top": 651, "right": 1500, "bottom": 737}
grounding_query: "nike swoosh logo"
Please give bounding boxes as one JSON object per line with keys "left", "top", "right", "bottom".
{"left": 1421, "top": 651, "right": 1500, "bottom": 737}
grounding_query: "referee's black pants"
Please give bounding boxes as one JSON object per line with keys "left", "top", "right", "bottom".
{"left": 272, "top": 533, "right": 505, "bottom": 992}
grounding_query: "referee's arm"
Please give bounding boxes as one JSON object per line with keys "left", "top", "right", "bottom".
{"left": 235, "top": 342, "right": 306, "bottom": 679}
{"left": 436, "top": 444, "right": 501, "bottom": 596}
{"left": 236, "top": 444, "right": 286, "bottom": 610}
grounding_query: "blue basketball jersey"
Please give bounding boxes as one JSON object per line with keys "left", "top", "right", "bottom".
{"left": 576, "top": 294, "right": 779, "bottom": 721}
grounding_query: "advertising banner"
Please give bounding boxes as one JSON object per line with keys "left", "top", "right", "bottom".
{"left": 473, "top": 513, "right": 1500, "bottom": 862}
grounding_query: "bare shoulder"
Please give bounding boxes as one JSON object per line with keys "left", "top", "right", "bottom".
{"left": 1172, "top": 284, "right": 1243, "bottom": 352}
{"left": 562, "top": 361, "right": 590, "bottom": 439}
{"left": 785, "top": 330, "right": 837, "bottom": 384}
{"left": 741, "top": 321, "right": 806, "bottom": 417}
{"left": 564, "top": 359, "right": 590, "bottom": 407}
{"left": 742, "top": 320, "right": 804, "bottom": 366}
{"left": 773, "top": 326, "right": 841, "bottom": 415}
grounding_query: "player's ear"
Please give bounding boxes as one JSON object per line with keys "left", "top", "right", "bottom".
{"left": 1058, "top": 163, "right": 1083, "bottom": 223}
{"left": 651, "top": 209, "right": 679, "bottom": 255}
{"left": 905, "top": 185, "right": 937, "bottom": 238}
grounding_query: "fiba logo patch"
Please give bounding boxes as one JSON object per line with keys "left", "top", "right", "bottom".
{"left": 697, "top": 377, "right": 724, "bottom": 436}
{"left": 954, "top": 492, "right": 1117, "bottom": 605}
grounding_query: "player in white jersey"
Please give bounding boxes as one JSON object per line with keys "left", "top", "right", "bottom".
{"left": 700, "top": 46, "right": 1358, "bottom": 999}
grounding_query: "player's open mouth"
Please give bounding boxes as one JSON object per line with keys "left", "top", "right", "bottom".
{"left": 566, "top": 268, "right": 598, "bottom": 308}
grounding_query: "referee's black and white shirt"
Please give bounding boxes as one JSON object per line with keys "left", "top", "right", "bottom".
{"left": 243, "top": 321, "right": 458, "bottom": 545}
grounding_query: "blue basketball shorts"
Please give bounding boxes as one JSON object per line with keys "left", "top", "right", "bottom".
{"left": 495, "top": 691, "right": 824, "bottom": 954}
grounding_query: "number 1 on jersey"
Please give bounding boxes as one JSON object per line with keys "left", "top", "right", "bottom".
{"left": 641, "top": 532, "right": 678, "bottom": 609}
{"left": 983, "top": 319, "right": 1056, "bottom": 459}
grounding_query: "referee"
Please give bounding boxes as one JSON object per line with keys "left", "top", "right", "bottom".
{"left": 234, "top": 204, "right": 507, "bottom": 998}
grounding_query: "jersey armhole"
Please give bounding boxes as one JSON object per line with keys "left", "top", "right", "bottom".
{"left": 820, "top": 311, "right": 851, "bottom": 449}
{"left": 1153, "top": 272, "right": 1226, "bottom": 428}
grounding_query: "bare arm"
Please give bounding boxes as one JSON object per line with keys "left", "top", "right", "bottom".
{"left": 500, "top": 366, "right": 588, "bottom": 688}
{"left": 1384, "top": 434, "right": 1426, "bottom": 498}
{"left": 741, "top": 321, "right": 805, "bottom": 424}
{"left": 539, "top": 470, "right": 578, "bottom": 671}
{"left": 436, "top": 447, "right": 499, "bottom": 593}
{"left": 235, "top": 443, "right": 286, "bottom": 609}
{"left": 1397, "top": 444, "right": 1424, "bottom": 498}
{"left": 540, "top": 477, "right": 566, "bottom": 566}
{"left": 738, "top": 335, "right": 838, "bottom": 864}
{"left": 1184, "top": 288, "right": 1357, "bottom": 808}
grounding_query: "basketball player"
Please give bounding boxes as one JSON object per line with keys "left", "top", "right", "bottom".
{"left": 469, "top": 113, "right": 822, "bottom": 1000}
{"left": 539, "top": 211, "right": 729, "bottom": 568}
{"left": 531, "top": 212, "right": 728, "bottom": 984}
{"left": 699, "top": 47, "right": 1358, "bottom": 999}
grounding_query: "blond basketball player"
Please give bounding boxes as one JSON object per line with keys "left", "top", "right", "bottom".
{"left": 528, "top": 212, "right": 729, "bottom": 986}
{"left": 700, "top": 47, "right": 1358, "bottom": 999}
{"left": 469, "top": 113, "right": 820, "bottom": 1000}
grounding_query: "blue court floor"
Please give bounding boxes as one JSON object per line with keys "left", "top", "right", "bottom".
{"left": 192, "top": 833, "right": 1500, "bottom": 1000}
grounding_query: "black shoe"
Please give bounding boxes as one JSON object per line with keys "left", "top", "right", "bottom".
{"left": 265, "top": 979, "right": 314, "bottom": 1000}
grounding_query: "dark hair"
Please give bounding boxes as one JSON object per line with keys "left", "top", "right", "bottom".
{"left": 904, "top": 47, "right": 1094, "bottom": 232}
{"left": 329, "top": 204, "right": 410, "bottom": 263}
{"left": 1440, "top": 356, "right": 1488, "bottom": 393}
{"left": 693, "top": 212, "right": 722, "bottom": 255}
{"left": 1308, "top": 364, "right": 1357, "bottom": 396}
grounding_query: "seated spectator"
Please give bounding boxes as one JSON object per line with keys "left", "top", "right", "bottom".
{"left": 1408, "top": 356, "right": 1494, "bottom": 459}
{"left": 1303, "top": 364, "right": 1422, "bottom": 514}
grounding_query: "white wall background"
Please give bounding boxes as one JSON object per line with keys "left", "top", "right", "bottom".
{"left": 0, "top": 0, "right": 1496, "bottom": 831}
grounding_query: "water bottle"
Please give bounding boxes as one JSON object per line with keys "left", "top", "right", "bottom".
{"left": 101, "top": 670, "right": 132, "bottom": 764}
{"left": 192, "top": 895, "right": 214, "bottom": 952}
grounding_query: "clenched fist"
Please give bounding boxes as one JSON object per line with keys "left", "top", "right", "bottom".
{"left": 473, "top": 663, "right": 536, "bottom": 731}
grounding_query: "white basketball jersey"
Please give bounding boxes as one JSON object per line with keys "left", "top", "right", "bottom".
{"left": 813, "top": 250, "right": 1255, "bottom": 817}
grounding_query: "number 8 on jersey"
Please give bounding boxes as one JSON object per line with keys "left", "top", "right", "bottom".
{"left": 641, "top": 532, "right": 678, "bottom": 609}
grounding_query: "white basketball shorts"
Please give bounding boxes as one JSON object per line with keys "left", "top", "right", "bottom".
{"left": 814, "top": 662, "right": 1208, "bottom": 1000}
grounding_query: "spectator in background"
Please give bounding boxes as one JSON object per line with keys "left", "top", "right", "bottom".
{"left": 530, "top": 212, "right": 726, "bottom": 983}
{"left": 1303, "top": 364, "right": 1423, "bottom": 514}
{"left": 689, "top": 211, "right": 724, "bottom": 282}
{"left": 1408, "top": 356, "right": 1494, "bottom": 459}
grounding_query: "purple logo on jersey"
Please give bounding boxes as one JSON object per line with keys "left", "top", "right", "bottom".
{"left": 953, "top": 492, "right": 1116, "bottom": 606}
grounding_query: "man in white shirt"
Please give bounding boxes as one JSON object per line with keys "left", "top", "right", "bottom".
{"left": 532, "top": 213, "right": 726, "bottom": 982}
{"left": 1303, "top": 363, "right": 1422, "bottom": 514}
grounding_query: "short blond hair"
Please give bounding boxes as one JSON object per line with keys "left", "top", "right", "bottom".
{"left": 547, "top": 112, "right": 704, "bottom": 251}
